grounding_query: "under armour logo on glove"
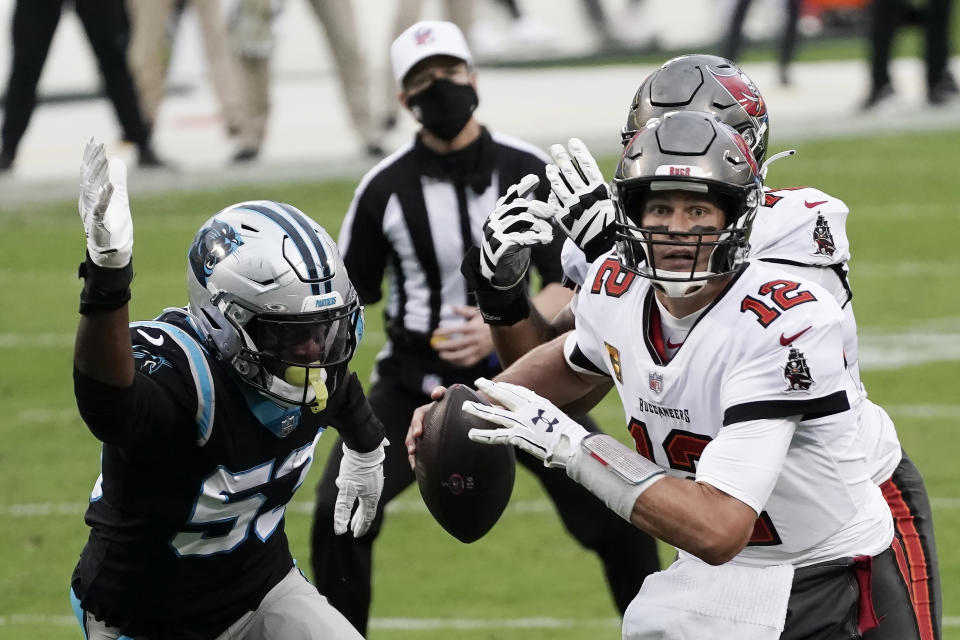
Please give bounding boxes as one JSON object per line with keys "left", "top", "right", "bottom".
{"left": 546, "top": 138, "right": 615, "bottom": 263}
{"left": 464, "top": 378, "right": 589, "bottom": 470}
{"left": 480, "top": 174, "right": 555, "bottom": 290}
{"left": 531, "top": 409, "right": 560, "bottom": 432}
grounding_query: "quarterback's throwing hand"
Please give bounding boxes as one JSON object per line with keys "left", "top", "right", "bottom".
{"left": 465, "top": 378, "right": 588, "bottom": 469}
{"left": 480, "top": 174, "right": 555, "bottom": 290}
{"left": 546, "top": 138, "right": 614, "bottom": 263}
{"left": 334, "top": 440, "right": 387, "bottom": 537}
{"left": 79, "top": 139, "right": 133, "bottom": 269}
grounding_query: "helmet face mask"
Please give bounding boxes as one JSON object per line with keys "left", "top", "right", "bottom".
{"left": 612, "top": 112, "right": 762, "bottom": 298}
{"left": 622, "top": 54, "right": 770, "bottom": 165}
{"left": 186, "top": 201, "right": 363, "bottom": 408}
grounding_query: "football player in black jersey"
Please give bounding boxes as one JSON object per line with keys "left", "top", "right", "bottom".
{"left": 69, "top": 139, "right": 386, "bottom": 640}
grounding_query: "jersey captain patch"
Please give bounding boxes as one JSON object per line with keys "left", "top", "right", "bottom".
{"left": 783, "top": 347, "right": 815, "bottom": 391}
{"left": 605, "top": 342, "right": 623, "bottom": 383}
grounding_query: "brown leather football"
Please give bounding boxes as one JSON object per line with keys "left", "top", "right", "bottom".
{"left": 415, "top": 383, "right": 516, "bottom": 543}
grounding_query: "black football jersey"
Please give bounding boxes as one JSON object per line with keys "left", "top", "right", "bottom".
{"left": 72, "top": 309, "right": 331, "bottom": 640}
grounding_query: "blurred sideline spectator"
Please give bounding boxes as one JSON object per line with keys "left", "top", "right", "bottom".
{"left": 304, "top": 0, "right": 384, "bottom": 157}
{"left": 226, "top": 0, "right": 279, "bottom": 162}
{"left": 0, "top": 0, "right": 163, "bottom": 172}
{"left": 127, "top": 0, "right": 245, "bottom": 148}
{"left": 723, "top": 0, "right": 801, "bottom": 85}
{"left": 864, "top": 0, "right": 957, "bottom": 108}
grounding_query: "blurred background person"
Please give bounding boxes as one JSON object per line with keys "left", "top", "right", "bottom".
{"left": 723, "top": 0, "right": 801, "bottom": 85}
{"left": 226, "top": 0, "right": 279, "bottom": 162}
{"left": 0, "top": 0, "right": 162, "bottom": 172}
{"left": 379, "top": 0, "right": 474, "bottom": 133}
{"left": 127, "top": 0, "right": 245, "bottom": 154}
{"left": 304, "top": 0, "right": 383, "bottom": 157}
{"left": 864, "top": 0, "right": 957, "bottom": 107}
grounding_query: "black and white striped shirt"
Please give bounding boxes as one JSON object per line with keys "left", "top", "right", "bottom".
{"left": 339, "top": 128, "right": 563, "bottom": 354}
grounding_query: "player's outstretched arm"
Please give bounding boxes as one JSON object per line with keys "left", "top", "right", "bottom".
{"left": 461, "top": 174, "right": 565, "bottom": 365}
{"left": 546, "top": 138, "right": 616, "bottom": 263}
{"left": 466, "top": 378, "right": 760, "bottom": 566}
{"left": 74, "top": 139, "right": 135, "bottom": 388}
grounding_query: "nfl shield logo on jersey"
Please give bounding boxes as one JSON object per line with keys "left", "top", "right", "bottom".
{"left": 278, "top": 413, "right": 299, "bottom": 437}
{"left": 649, "top": 371, "right": 664, "bottom": 394}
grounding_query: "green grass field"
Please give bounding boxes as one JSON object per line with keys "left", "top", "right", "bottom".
{"left": 0, "top": 127, "right": 958, "bottom": 639}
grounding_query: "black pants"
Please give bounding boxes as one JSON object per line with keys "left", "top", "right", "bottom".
{"left": 310, "top": 364, "right": 660, "bottom": 635}
{"left": 868, "top": 0, "right": 954, "bottom": 92}
{"left": 1, "top": 0, "right": 149, "bottom": 159}
{"left": 782, "top": 546, "right": 920, "bottom": 639}
{"left": 880, "top": 452, "right": 941, "bottom": 640}
{"left": 723, "top": 0, "right": 800, "bottom": 73}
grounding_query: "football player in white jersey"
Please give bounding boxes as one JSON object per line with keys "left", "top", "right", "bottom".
{"left": 450, "top": 54, "right": 939, "bottom": 640}
{"left": 420, "top": 112, "right": 921, "bottom": 639}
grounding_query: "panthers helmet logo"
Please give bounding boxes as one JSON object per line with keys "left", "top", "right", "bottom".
{"left": 189, "top": 220, "right": 244, "bottom": 286}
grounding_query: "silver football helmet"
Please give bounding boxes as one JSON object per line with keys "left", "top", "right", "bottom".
{"left": 612, "top": 111, "right": 763, "bottom": 298}
{"left": 186, "top": 200, "right": 363, "bottom": 407}
{"left": 622, "top": 54, "right": 770, "bottom": 164}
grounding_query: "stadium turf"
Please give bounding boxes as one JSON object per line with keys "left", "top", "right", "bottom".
{"left": 0, "top": 126, "right": 957, "bottom": 639}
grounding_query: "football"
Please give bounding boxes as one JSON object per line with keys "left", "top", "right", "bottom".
{"left": 415, "top": 383, "right": 516, "bottom": 543}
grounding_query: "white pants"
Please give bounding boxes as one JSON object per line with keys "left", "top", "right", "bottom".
{"left": 621, "top": 556, "right": 794, "bottom": 640}
{"left": 78, "top": 568, "right": 362, "bottom": 640}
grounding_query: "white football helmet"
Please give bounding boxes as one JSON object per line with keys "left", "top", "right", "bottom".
{"left": 186, "top": 200, "right": 363, "bottom": 407}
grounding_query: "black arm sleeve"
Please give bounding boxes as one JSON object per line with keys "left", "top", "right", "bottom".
{"left": 341, "top": 184, "right": 390, "bottom": 305}
{"left": 74, "top": 366, "right": 192, "bottom": 448}
{"left": 325, "top": 371, "right": 386, "bottom": 453}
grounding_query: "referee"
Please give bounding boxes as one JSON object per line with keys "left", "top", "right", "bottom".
{"left": 310, "top": 20, "right": 659, "bottom": 635}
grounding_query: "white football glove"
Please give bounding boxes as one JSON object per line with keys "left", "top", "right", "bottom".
{"left": 78, "top": 139, "right": 133, "bottom": 269}
{"left": 480, "top": 174, "right": 556, "bottom": 290}
{"left": 464, "top": 378, "right": 587, "bottom": 469}
{"left": 546, "top": 138, "right": 615, "bottom": 262}
{"left": 334, "top": 439, "right": 387, "bottom": 537}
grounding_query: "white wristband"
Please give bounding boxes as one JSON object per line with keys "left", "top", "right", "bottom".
{"left": 565, "top": 434, "right": 665, "bottom": 521}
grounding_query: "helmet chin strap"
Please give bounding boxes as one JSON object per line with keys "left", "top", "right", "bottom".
{"left": 649, "top": 271, "right": 713, "bottom": 298}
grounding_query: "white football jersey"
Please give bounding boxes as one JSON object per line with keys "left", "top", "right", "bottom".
{"left": 565, "top": 256, "right": 893, "bottom": 567}
{"left": 750, "top": 186, "right": 901, "bottom": 483}
{"left": 559, "top": 184, "right": 902, "bottom": 484}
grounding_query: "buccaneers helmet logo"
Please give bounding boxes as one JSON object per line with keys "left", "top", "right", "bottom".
{"left": 708, "top": 67, "right": 767, "bottom": 119}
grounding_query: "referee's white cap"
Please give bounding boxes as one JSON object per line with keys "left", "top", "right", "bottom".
{"left": 391, "top": 20, "right": 473, "bottom": 86}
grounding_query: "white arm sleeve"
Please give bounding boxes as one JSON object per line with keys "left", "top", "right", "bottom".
{"left": 695, "top": 417, "right": 799, "bottom": 516}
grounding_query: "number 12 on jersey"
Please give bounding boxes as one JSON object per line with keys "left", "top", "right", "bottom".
{"left": 740, "top": 279, "right": 816, "bottom": 327}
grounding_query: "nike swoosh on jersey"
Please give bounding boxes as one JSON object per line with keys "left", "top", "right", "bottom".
{"left": 666, "top": 340, "right": 683, "bottom": 349}
{"left": 137, "top": 329, "right": 164, "bottom": 346}
{"left": 804, "top": 200, "right": 828, "bottom": 208}
{"left": 780, "top": 326, "right": 812, "bottom": 346}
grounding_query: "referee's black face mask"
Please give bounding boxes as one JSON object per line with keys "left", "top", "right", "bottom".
{"left": 407, "top": 78, "right": 478, "bottom": 141}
